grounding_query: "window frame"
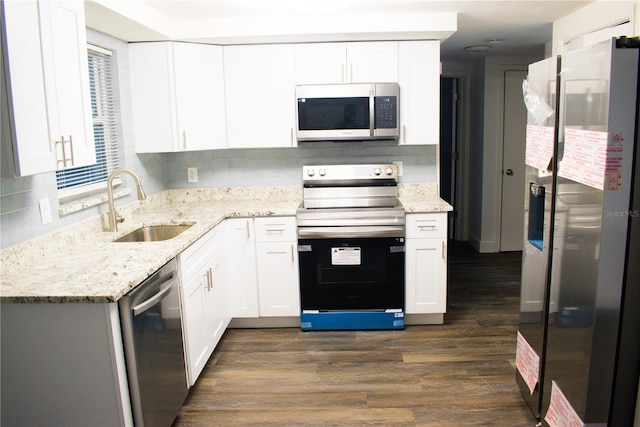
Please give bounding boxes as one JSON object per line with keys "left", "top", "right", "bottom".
{"left": 56, "top": 43, "right": 120, "bottom": 201}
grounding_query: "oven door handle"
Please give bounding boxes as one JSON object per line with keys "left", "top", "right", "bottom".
{"left": 298, "top": 226, "right": 405, "bottom": 239}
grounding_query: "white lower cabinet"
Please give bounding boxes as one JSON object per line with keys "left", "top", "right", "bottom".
{"left": 405, "top": 213, "right": 448, "bottom": 314}
{"left": 179, "top": 224, "right": 229, "bottom": 386}
{"left": 254, "top": 217, "right": 300, "bottom": 317}
{"left": 224, "top": 218, "right": 259, "bottom": 318}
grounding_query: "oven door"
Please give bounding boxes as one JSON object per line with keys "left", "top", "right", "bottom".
{"left": 298, "top": 236, "right": 405, "bottom": 311}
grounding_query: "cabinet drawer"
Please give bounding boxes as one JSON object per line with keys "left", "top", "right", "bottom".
{"left": 406, "top": 213, "right": 447, "bottom": 239}
{"left": 254, "top": 217, "right": 297, "bottom": 242}
{"left": 179, "top": 226, "right": 222, "bottom": 280}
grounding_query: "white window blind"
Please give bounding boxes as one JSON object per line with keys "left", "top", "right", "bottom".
{"left": 56, "top": 44, "right": 119, "bottom": 191}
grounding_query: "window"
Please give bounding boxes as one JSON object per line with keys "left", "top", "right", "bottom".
{"left": 56, "top": 44, "right": 119, "bottom": 193}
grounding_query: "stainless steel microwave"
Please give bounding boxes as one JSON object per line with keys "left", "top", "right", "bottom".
{"left": 296, "top": 83, "right": 400, "bottom": 142}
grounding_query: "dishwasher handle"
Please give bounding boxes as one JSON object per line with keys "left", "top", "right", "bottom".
{"left": 132, "top": 272, "right": 176, "bottom": 316}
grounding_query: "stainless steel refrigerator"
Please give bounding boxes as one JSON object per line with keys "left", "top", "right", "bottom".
{"left": 516, "top": 54, "right": 562, "bottom": 420}
{"left": 516, "top": 37, "right": 640, "bottom": 426}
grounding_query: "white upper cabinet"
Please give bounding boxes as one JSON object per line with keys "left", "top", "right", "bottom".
{"left": 398, "top": 40, "right": 440, "bottom": 145}
{"left": 39, "top": 0, "right": 95, "bottom": 169}
{"left": 130, "top": 42, "right": 226, "bottom": 153}
{"left": 347, "top": 42, "right": 398, "bottom": 83}
{"left": 295, "top": 42, "right": 398, "bottom": 84}
{"left": 224, "top": 44, "right": 296, "bottom": 149}
{"left": 1, "top": 0, "right": 95, "bottom": 177}
{"left": 295, "top": 43, "right": 346, "bottom": 84}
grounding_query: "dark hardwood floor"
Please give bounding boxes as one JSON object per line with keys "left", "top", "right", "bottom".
{"left": 173, "top": 241, "right": 537, "bottom": 426}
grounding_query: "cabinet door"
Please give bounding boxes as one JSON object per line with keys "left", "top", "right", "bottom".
{"left": 224, "top": 219, "right": 259, "bottom": 318}
{"left": 405, "top": 238, "right": 447, "bottom": 314}
{"left": 173, "top": 43, "right": 226, "bottom": 151}
{"left": 205, "top": 249, "right": 227, "bottom": 351}
{"left": 130, "top": 42, "right": 226, "bottom": 153}
{"left": 347, "top": 42, "right": 398, "bottom": 83}
{"left": 179, "top": 225, "right": 226, "bottom": 386}
{"left": 1, "top": 0, "right": 54, "bottom": 176}
{"left": 181, "top": 267, "right": 211, "bottom": 386}
{"left": 129, "top": 42, "right": 176, "bottom": 153}
{"left": 224, "top": 44, "right": 296, "bottom": 148}
{"left": 295, "top": 43, "right": 346, "bottom": 84}
{"left": 256, "top": 241, "right": 300, "bottom": 317}
{"left": 399, "top": 41, "right": 440, "bottom": 145}
{"left": 39, "top": 0, "right": 95, "bottom": 168}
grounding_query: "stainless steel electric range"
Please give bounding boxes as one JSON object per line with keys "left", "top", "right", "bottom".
{"left": 296, "top": 164, "right": 406, "bottom": 331}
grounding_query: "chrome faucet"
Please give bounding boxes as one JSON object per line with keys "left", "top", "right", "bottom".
{"left": 107, "top": 168, "right": 147, "bottom": 232}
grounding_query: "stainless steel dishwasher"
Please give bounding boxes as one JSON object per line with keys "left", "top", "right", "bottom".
{"left": 119, "top": 258, "right": 188, "bottom": 426}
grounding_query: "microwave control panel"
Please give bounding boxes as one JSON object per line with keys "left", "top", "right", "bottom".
{"left": 375, "top": 96, "right": 398, "bottom": 129}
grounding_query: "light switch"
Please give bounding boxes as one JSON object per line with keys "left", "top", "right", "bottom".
{"left": 39, "top": 198, "right": 52, "bottom": 225}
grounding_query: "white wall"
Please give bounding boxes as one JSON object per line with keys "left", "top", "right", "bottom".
{"left": 552, "top": 1, "right": 638, "bottom": 54}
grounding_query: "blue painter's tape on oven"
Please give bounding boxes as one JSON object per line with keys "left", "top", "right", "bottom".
{"left": 300, "top": 310, "right": 405, "bottom": 331}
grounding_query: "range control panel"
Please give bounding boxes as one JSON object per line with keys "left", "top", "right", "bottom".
{"left": 302, "top": 164, "right": 398, "bottom": 183}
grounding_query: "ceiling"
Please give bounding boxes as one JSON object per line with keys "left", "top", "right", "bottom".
{"left": 86, "top": 0, "right": 603, "bottom": 61}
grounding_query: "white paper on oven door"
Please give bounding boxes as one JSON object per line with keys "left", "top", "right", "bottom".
{"left": 332, "top": 247, "right": 361, "bottom": 265}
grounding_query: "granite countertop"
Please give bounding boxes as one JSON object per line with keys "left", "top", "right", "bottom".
{"left": 1, "top": 185, "right": 451, "bottom": 303}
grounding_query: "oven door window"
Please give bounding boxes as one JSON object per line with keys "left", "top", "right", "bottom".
{"left": 298, "top": 237, "right": 405, "bottom": 311}
{"left": 297, "top": 97, "right": 369, "bottom": 130}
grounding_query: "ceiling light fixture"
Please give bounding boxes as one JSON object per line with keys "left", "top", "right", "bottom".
{"left": 464, "top": 45, "right": 492, "bottom": 54}
{"left": 487, "top": 38, "right": 503, "bottom": 45}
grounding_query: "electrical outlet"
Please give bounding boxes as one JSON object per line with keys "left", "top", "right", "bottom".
{"left": 39, "top": 198, "right": 52, "bottom": 225}
{"left": 187, "top": 167, "right": 198, "bottom": 183}
{"left": 393, "top": 160, "right": 403, "bottom": 177}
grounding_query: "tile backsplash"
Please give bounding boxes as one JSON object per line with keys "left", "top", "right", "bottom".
{"left": 165, "top": 141, "right": 437, "bottom": 188}
{"left": 1, "top": 142, "right": 436, "bottom": 249}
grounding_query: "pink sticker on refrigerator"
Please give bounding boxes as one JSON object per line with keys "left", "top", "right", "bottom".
{"left": 515, "top": 331, "right": 540, "bottom": 395}
{"left": 559, "top": 128, "right": 623, "bottom": 191}
{"left": 525, "top": 125, "right": 555, "bottom": 171}
{"left": 544, "top": 381, "right": 585, "bottom": 427}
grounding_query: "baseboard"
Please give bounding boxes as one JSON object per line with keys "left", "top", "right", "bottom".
{"left": 228, "top": 317, "right": 300, "bottom": 328}
{"left": 405, "top": 313, "right": 444, "bottom": 325}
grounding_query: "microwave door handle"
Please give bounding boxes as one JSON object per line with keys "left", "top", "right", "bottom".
{"left": 369, "top": 90, "right": 375, "bottom": 137}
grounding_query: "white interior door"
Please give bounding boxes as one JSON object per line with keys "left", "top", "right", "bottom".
{"left": 500, "top": 70, "right": 527, "bottom": 251}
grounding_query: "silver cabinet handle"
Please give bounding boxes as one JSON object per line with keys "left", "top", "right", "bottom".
{"left": 402, "top": 125, "right": 407, "bottom": 144}
{"left": 68, "top": 135, "right": 74, "bottom": 166}
{"left": 442, "top": 241, "right": 446, "bottom": 259}
{"left": 183, "top": 131, "right": 187, "bottom": 150}
{"left": 291, "top": 244, "right": 295, "bottom": 263}
{"left": 56, "top": 136, "right": 65, "bottom": 169}
{"left": 417, "top": 224, "right": 437, "bottom": 229}
{"left": 56, "top": 135, "right": 74, "bottom": 168}
{"left": 246, "top": 220, "right": 251, "bottom": 240}
{"left": 266, "top": 228, "right": 285, "bottom": 234}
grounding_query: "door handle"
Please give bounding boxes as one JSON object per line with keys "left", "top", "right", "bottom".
{"left": 505, "top": 169, "right": 513, "bottom": 176}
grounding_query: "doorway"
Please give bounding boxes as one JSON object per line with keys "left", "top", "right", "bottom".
{"left": 500, "top": 70, "right": 527, "bottom": 251}
{"left": 440, "top": 76, "right": 459, "bottom": 239}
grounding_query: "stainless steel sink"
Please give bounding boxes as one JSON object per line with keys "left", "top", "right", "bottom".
{"left": 114, "top": 224, "right": 193, "bottom": 242}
